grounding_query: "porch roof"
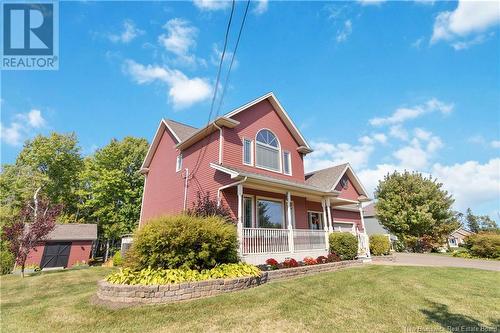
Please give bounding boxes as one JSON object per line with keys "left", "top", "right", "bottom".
{"left": 210, "top": 163, "right": 340, "bottom": 196}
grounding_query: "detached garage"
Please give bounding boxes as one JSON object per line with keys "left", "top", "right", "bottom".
{"left": 25, "top": 224, "right": 97, "bottom": 269}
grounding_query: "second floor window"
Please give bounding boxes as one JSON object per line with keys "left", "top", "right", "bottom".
{"left": 243, "top": 138, "right": 252, "bottom": 165}
{"left": 255, "top": 129, "right": 280, "bottom": 172}
{"left": 176, "top": 154, "right": 182, "bottom": 172}
{"left": 283, "top": 151, "right": 291, "bottom": 175}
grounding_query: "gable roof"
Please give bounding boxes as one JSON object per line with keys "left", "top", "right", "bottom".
{"left": 450, "top": 227, "right": 474, "bottom": 237}
{"left": 305, "top": 163, "right": 370, "bottom": 199}
{"left": 224, "top": 92, "right": 312, "bottom": 152}
{"left": 45, "top": 224, "right": 97, "bottom": 241}
{"left": 164, "top": 119, "right": 197, "bottom": 142}
{"left": 141, "top": 93, "right": 313, "bottom": 170}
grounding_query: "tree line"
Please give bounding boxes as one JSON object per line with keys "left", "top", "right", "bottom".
{"left": 1, "top": 132, "right": 149, "bottom": 264}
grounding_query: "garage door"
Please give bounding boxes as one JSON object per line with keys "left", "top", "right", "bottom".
{"left": 41, "top": 242, "right": 71, "bottom": 268}
{"left": 333, "top": 222, "right": 354, "bottom": 233}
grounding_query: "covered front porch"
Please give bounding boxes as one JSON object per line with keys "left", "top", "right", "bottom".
{"left": 216, "top": 174, "right": 371, "bottom": 265}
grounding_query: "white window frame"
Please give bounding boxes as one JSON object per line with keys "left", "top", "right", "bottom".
{"left": 283, "top": 150, "right": 292, "bottom": 176}
{"left": 176, "top": 154, "right": 182, "bottom": 172}
{"left": 307, "top": 211, "right": 324, "bottom": 230}
{"left": 243, "top": 195, "right": 255, "bottom": 228}
{"left": 332, "top": 220, "right": 355, "bottom": 233}
{"left": 256, "top": 196, "right": 285, "bottom": 229}
{"left": 255, "top": 129, "right": 282, "bottom": 173}
{"left": 242, "top": 138, "right": 253, "bottom": 166}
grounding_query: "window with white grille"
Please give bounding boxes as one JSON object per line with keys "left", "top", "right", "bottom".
{"left": 255, "top": 129, "right": 281, "bottom": 172}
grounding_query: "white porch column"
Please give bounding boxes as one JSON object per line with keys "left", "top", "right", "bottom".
{"left": 358, "top": 203, "right": 370, "bottom": 258}
{"left": 326, "top": 198, "right": 333, "bottom": 232}
{"left": 322, "top": 199, "right": 330, "bottom": 250}
{"left": 286, "top": 192, "right": 294, "bottom": 253}
{"left": 237, "top": 184, "right": 244, "bottom": 256}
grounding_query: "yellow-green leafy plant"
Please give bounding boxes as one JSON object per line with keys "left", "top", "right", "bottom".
{"left": 106, "top": 263, "right": 261, "bottom": 285}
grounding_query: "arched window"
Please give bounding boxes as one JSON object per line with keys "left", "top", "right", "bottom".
{"left": 255, "top": 129, "right": 281, "bottom": 172}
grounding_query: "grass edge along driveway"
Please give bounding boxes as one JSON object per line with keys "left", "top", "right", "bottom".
{"left": 1, "top": 265, "right": 499, "bottom": 333}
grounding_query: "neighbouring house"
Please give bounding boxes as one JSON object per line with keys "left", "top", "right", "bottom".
{"left": 140, "top": 92, "right": 372, "bottom": 264}
{"left": 25, "top": 224, "right": 97, "bottom": 269}
{"left": 448, "top": 227, "right": 473, "bottom": 248}
{"left": 363, "top": 203, "right": 398, "bottom": 248}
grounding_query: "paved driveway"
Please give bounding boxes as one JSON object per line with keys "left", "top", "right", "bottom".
{"left": 373, "top": 253, "right": 500, "bottom": 271}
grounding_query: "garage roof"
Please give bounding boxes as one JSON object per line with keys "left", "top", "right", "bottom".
{"left": 44, "top": 224, "right": 98, "bottom": 241}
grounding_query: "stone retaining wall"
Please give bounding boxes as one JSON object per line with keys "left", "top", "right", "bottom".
{"left": 96, "top": 260, "right": 363, "bottom": 305}
{"left": 265, "top": 259, "right": 363, "bottom": 281}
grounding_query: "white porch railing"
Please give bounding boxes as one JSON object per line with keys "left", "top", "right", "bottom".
{"left": 293, "top": 229, "right": 327, "bottom": 251}
{"left": 242, "top": 228, "right": 289, "bottom": 254}
{"left": 242, "top": 228, "right": 328, "bottom": 254}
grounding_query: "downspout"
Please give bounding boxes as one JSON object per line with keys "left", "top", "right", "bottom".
{"left": 217, "top": 177, "right": 248, "bottom": 207}
{"left": 183, "top": 168, "right": 189, "bottom": 211}
{"left": 213, "top": 122, "right": 223, "bottom": 164}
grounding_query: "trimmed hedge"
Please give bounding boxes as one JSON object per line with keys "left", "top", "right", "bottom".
{"left": 463, "top": 232, "right": 500, "bottom": 259}
{"left": 329, "top": 233, "right": 358, "bottom": 260}
{"left": 369, "top": 234, "right": 391, "bottom": 256}
{"left": 125, "top": 215, "right": 238, "bottom": 270}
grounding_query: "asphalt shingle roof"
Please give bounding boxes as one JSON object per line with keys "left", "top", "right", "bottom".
{"left": 165, "top": 119, "right": 198, "bottom": 142}
{"left": 304, "top": 163, "right": 348, "bottom": 192}
{"left": 45, "top": 224, "right": 97, "bottom": 241}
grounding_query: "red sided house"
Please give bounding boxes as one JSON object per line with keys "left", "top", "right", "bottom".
{"left": 25, "top": 224, "right": 97, "bottom": 269}
{"left": 140, "top": 93, "right": 371, "bottom": 264}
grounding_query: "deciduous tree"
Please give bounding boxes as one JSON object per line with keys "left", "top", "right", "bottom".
{"left": 374, "top": 171, "right": 458, "bottom": 252}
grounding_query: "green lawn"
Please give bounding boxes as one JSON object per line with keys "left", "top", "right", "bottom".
{"left": 1, "top": 265, "right": 499, "bottom": 333}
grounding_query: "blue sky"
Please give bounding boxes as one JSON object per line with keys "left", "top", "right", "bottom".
{"left": 1, "top": 0, "right": 499, "bottom": 218}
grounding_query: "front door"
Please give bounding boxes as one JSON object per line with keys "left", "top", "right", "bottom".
{"left": 41, "top": 242, "right": 71, "bottom": 268}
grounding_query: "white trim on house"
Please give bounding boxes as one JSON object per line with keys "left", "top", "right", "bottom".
{"left": 243, "top": 195, "right": 255, "bottom": 228}
{"left": 255, "top": 128, "right": 282, "bottom": 174}
{"left": 255, "top": 196, "right": 286, "bottom": 229}
{"left": 242, "top": 138, "right": 254, "bottom": 166}
{"left": 330, "top": 163, "right": 370, "bottom": 198}
{"left": 175, "top": 154, "right": 183, "bottom": 172}
{"left": 224, "top": 92, "right": 313, "bottom": 152}
{"left": 283, "top": 150, "right": 292, "bottom": 176}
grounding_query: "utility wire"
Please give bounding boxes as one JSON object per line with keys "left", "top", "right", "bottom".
{"left": 215, "top": 0, "right": 251, "bottom": 118}
{"left": 191, "top": 0, "right": 236, "bottom": 181}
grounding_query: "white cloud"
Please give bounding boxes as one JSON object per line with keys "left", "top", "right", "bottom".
{"left": 0, "top": 122, "right": 23, "bottom": 146}
{"left": 26, "top": 109, "right": 46, "bottom": 128}
{"left": 451, "top": 32, "right": 493, "bottom": 50}
{"left": 123, "top": 59, "right": 212, "bottom": 109}
{"left": 358, "top": 158, "right": 500, "bottom": 214}
{"left": 373, "top": 133, "right": 387, "bottom": 144}
{"left": 336, "top": 20, "right": 353, "bottom": 43}
{"left": 431, "top": 0, "right": 500, "bottom": 49}
{"left": 370, "top": 98, "right": 453, "bottom": 126}
{"left": 1, "top": 109, "right": 47, "bottom": 146}
{"left": 108, "top": 19, "right": 144, "bottom": 44}
{"left": 431, "top": 159, "right": 500, "bottom": 211}
{"left": 491, "top": 140, "right": 500, "bottom": 148}
{"left": 253, "top": 0, "right": 268, "bottom": 15}
{"left": 389, "top": 125, "right": 408, "bottom": 141}
{"left": 357, "top": 0, "right": 386, "bottom": 6}
{"left": 210, "top": 43, "right": 238, "bottom": 68}
{"left": 411, "top": 37, "right": 425, "bottom": 49}
{"left": 159, "top": 19, "right": 197, "bottom": 57}
{"left": 193, "top": 0, "right": 231, "bottom": 11}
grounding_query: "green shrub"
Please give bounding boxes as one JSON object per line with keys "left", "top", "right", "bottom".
{"left": 452, "top": 250, "right": 473, "bottom": 259}
{"left": 369, "top": 234, "right": 391, "bottom": 256}
{"left": 0, "top": 242, "right": 15, "bottom": 275}
{"left": 106, "top": 263, "right": 260, "bottom": 285}
{"left": 329, "top": 233, "right": 358, "bottom": 260}
{"left": 463, "top": 232, "right": 500, "bottom": 259}
{"left": 125, "top": 215, "right": 238, "bottom": 270}
{"left": 112, "top": 251, "right": 122, "bottom": 266}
